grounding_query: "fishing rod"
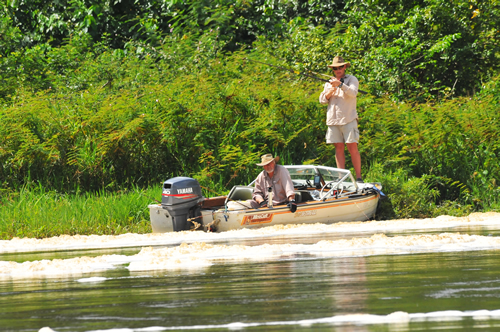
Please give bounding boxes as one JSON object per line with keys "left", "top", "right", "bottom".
{"left": 245, "top": 58, "right": 369, "bottom": 95}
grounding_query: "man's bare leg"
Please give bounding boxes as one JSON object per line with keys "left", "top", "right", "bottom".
{"left": 334, "top": 143, "right": 346, "bottom": 169}
{"left": 346, "top": 142, "right": 362, "bottom": 179}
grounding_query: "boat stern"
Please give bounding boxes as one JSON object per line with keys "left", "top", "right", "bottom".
{"left": 149, "top": 203, "right": 216, "bottom": 233}
{"left": 149, "top": 204, "right": 174, "bottom": 233}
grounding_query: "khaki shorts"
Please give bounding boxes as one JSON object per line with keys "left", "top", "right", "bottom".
{"left": 326, "top": 120, "right": 359, "bottom": 144}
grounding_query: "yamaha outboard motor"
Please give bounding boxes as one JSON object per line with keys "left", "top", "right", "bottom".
{"left": 161, "top": 177, "right": 204, "bottom": 231}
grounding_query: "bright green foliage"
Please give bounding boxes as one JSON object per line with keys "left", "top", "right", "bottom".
{"left": 366, "top": 163, "right": 474, "bottom": 219}
{"left": 0, "top": 34, "right": 327, "bottom": 194}
{"left": 366, "top": 164, "right": 440, "bottom": 219}
{"left": 360, "top": 77, "right": 500, "bottom": 210}
{"left": 0, "top": 184, "right": 153, "bottom": 239}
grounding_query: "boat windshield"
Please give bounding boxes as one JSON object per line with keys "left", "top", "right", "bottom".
{"left": 247, "top": 165, "right": 358, "bottom": 193}
{"left": 284, "top": 165, "right": 357, "bottom": 192}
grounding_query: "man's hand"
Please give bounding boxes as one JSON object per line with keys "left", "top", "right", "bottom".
{"left": 329, "top": 77, "right": 342, "bottom": 87}
{"left": 325, "top": 81, "right": 340, "bottom": 99}
{"left": 287, "top": 199, "right": 297, "bottom": 213}
{"left": 259, "top": 200, "right": 268, "bottom": 208}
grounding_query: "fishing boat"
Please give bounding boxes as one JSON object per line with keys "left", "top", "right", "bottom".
{"left": 149, "top": 165, "right": 383, "bottom": 233}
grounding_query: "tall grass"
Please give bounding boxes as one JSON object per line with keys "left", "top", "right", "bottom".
{"left": 0, "top": 184, "right": 157, "bottom": 239}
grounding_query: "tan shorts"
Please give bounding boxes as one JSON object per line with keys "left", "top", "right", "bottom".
{"left": 326, "top": 120, "right": 359, "bottom": 144}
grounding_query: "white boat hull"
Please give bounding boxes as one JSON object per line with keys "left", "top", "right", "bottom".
{"left": 149, "top": 192, "right": 379, "bottom": 233}
{"left": 214, "top": 193, "right": 378, "bottom": 232}
{"left": 149, "top": 165, "right": 383, "bottom": 233}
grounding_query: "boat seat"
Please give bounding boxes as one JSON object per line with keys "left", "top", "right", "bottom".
{"left": 294, "top": 191, "right": 302, "bottom": 203}
{"left": 227, "top": 186, "right": 254, "bottom": 201}
{"left": 294, "top": 190, "right": 314, "bottom": 203}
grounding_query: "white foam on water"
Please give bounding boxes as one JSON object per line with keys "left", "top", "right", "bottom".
{"left": 127, "top": 232, "right": 500, "bottom": 271}
{"left": 1, "top": 212, "right": 499, "bottom": 254}
{"left": 4, "top": 232, "right": 500, "bottom": 278}
{"left": 0, "top": 254, "right": 130, "bottom": 279}
{"left": 77, "top": 277, "right": 109, "bottom": 283}
{"left": 83, "top": 309, "right": 500, "bottom": 331}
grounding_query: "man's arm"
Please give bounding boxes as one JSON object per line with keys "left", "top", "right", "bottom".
{"left": 340, "top": 76, "right": 359, "bottom": 98}
{"left": 319, "top": 82, "right": 336, "bottom": 104}
{"left": 252, "top": 173, "right": 266, "bottom": 204}
{"left": 283, "top": 170, "right": 297, "bottom": 213}
{"left": 283, "top": 169, "right": 296, "bottom": 202}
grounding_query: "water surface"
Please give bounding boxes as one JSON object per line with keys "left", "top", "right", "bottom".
{"left": 2, "top": 213, "right": 500, "bottom": 331}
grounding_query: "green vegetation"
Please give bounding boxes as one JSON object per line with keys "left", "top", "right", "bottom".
{"left": 0, "top": 184, "right": 153, "bottom": 239}
{"left": 0, "top": 0, "right": 498, "bottom": 239}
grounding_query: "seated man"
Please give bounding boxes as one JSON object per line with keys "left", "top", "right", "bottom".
{"left": 250, "top": 154, "right": 297, "bottom": 213}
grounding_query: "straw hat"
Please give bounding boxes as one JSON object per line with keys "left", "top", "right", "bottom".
{"left": 327, "top": 56, "right": 351, "bottom": 68}
{"left": 256, "top": 154, "right": 280, "bottom": 166}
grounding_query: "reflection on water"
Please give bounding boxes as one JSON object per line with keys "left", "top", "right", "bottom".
{"left": 1, "top": 213, "right": 500, "bottom": 331}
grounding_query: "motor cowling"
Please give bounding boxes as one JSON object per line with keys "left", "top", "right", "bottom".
{"left": 161, "top": 177, "right": 204, "bottom": 231}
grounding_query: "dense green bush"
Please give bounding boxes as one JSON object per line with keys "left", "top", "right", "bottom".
{"left": 365, "top": 163, "right": 474, "bottom": 220}
{"left": 0, "top": 1, "right": 498, "bottom": 230}
{"left": 0, "top": 32, "right": 498, "bottom": 217}
{"left": 0, "top": 35, "right": 324, "bottom": 193}
{"left": 360, "top": 77, "right": 500, "bottom": 209}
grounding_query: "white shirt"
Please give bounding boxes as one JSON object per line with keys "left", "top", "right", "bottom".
{"left": 319, "top": 74, "right": 359, "bottom": 126}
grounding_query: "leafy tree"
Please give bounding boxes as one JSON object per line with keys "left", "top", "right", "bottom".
{"left": 264, "top": 0, "right": 499, "bottom": 99}
{"left": 341, "top": 0, "right": 500, "bottom": 99}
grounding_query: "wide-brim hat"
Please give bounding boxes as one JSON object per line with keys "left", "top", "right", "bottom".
{"left": 327, "top": 56, "right": 350, "bottom": 68}
{"left": 256, "top": 153, "right": 280, "bottom": 166}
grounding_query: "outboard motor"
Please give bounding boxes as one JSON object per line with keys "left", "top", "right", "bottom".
{"left": 161, "top": 177, "right": 204, "bottom": 231}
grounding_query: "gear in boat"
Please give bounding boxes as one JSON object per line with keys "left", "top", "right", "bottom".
{"left": 149, "top": 165, "right": 384, "bottom": 233}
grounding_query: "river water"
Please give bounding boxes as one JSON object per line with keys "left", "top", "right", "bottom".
{"left": 2, "top": 212, "right": 500, "bottom": 332}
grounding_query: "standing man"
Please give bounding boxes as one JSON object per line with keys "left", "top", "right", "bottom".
{"left": 251, "top": 154, "right": 297, "bottom": 212}
{"left": 319, "top": 56, "right": 363, "bottom": 183}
